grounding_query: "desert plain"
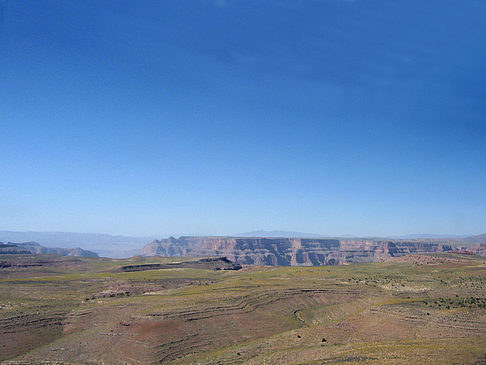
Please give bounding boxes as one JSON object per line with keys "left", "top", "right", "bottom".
{"left": 1, "top": 253, "right": 485, "bottom": 364}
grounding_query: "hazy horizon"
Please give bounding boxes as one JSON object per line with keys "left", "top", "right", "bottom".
{"left": 0, "top": 229, "right": 479, "bottom": 240}
{"left": 2, "top": 1, "right": 485, "bottom": 237}
{"left": 1, "top": 2, "right": 484, "bottom": 363}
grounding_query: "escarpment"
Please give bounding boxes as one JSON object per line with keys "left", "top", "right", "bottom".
{"left": 141, "top": 237, "right": 453, "bottom": 266}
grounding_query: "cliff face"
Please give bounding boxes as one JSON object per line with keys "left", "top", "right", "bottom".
{"left": 470, "top": 243, "right": 486, "bottom": 256}
{"left": 0, "top": 243, "right": 32, "bottom": 255}
{"left": 141, "top": 237, "right": 452, "bottom": 265}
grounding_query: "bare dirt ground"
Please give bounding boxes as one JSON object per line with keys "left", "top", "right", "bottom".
{"left": 0, "top": 253, "right": 485, "bottom": 364}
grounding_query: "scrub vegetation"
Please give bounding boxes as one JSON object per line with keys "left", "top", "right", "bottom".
{"left": 1, "top": 253, "right": 485, "bottom": 364}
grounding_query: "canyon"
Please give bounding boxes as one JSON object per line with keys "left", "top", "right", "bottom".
{"left": 141, "top": 236, "right": 455, "bottom": 265}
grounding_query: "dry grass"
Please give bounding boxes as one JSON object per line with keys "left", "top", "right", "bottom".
{"left": 0, "top": 253, "right": 485, "bottom": 364}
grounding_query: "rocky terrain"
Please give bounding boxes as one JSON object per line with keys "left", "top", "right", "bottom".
{"left": 141, "top": 236, "right": 454, "bottom": 265}
{"left": 0, "top": 243, "right": 32, "bottom": 255}
{"left": 0, "top": 242, "right": 98, "bottom": 257}
{"left": 470, "top": 242, "right": 486, "bottom": 256}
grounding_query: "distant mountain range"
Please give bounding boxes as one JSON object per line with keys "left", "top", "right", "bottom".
{"left": 393, "top": 234, "right": 470, "bottom": 239}
{"left": 236, "top": 231, "right": 325, "bottom": 238}
{"left": 463, "top": 233, "right": 486, "bottom": 243}
{"left": 0, "top": 231, "right": 153, "bottom": 258}
{"left": 0, "top": 241, "right": 98, "bottom": 257}
{"left": 236, "top": 231, "right": 476, "bottom": 240}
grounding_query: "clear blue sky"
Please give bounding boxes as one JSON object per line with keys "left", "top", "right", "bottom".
{"left": 1, "top": 0, "right": 485, "bottom": 237}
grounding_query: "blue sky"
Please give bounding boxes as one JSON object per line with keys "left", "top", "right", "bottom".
{"left": 1, "top": 0, "right": 485, "bottom": 237}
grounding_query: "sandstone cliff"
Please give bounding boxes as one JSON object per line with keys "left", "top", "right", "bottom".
{"left": 470, "top": 243, "right": 486, "bottom": 256}
{"left": 141, "top": 237, "right": 453, "bottom": 265}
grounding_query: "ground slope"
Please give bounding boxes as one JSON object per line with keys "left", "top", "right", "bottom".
{"left": 0, "top": 253, "right": 485, "bottom": 364}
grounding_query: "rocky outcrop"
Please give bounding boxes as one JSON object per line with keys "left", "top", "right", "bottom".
{"left": 1, "top": 242, "right": 98, "bottom": 257}
{"left": 0, "top": 243, "right": 32, "bottom": 255}
{"left": 141, "top": 237, "right": 453, "bottom": 266}
{"left": 470, "top": 243, "right": 486, "bottom": 256}
{"left": 121, "top": 257, "right": 241, "bottom": 272}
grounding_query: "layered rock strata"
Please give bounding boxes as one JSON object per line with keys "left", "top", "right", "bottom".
{"left": 141, "top": 237, "right": 453, "bottom": 266}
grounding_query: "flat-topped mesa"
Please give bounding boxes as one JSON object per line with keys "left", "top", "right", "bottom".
{"left": 141, "top": 237, "right": 453, "bottom": 266}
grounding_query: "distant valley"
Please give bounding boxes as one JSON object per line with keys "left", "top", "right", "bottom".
{"left": 0, "top": 231, "right": 152, "bottom": 258}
